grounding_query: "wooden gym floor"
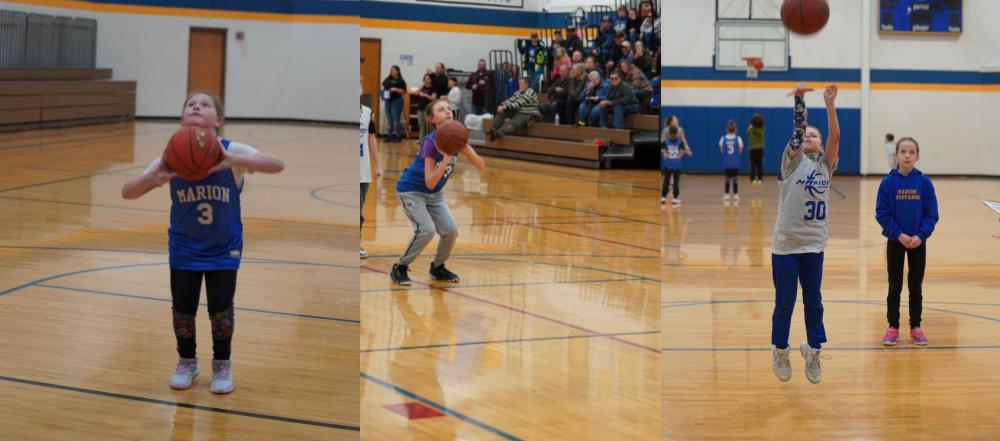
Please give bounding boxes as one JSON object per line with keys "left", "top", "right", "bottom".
{"left": 0, "top": 122, "right": 359, "bottom": 440}
{"left": 662, "top": 174, "right": 1000, "bottom": 440}
{"left": 360, "top": 140, "right": 661, "bottom": 440}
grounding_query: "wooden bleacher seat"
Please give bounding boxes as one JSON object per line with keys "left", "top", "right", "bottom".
{"left": 0, "top": 68, "right": 136, "bottom": 132}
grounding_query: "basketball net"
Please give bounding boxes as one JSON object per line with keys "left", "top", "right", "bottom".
{"left": 743, "top": 57, "right": 763, "bottom": 79}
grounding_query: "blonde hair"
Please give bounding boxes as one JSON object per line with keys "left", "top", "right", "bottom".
{"left": 182, "top": 91, "right": 225, "bottom": 134}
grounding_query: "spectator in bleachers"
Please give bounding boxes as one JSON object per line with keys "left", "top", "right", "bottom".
{"left": 619, "top": 60, "right": 653, "bottom": 104}
{"left": 577, "top": 70, "right": 608, "bottom": 127}
{"left": 613, "top": 6, "right": 629, "bottom": 35}
{"left": 551, "top": 30, "right": 565, "bottom": 51}
{"left": 584, "top": 56, "right": 600, "bottom": 78}
{"left": 620, "top": 41, "right": 633, "bottom": 62}
{"left": 564, "top": 27, "right": 585, "bottom": 56}
{"left": 551, "top": 47, "right": 572, "bottom": 84}
{"left": 606, "top": 31, "right": 628, "bottom": 72}
{"left": 602, "top": 71, "right": 639, "bottom": 129}
{"left": 595, "top": 16, "right": 616, "bottom": 62}
{"left": 541, "top": 64, "right": 570, "bottom": 123}
{"left": 412, "top": 73, "right": 437, "bottom": 138}
{"left": 571, "top": 50, "right": 584, "bottom": 65}
{"left": 466, "top": 59, "right": 492, "bottom": 115}
{"left": 518, "top": 32, "right": 547, "bottom": 92}
{"left": 381, "top": 65, "right": 407, "bottom": 143}
{"left": 640, "top": 0, "right": 655, "bottom": 19}
{"left": 632, "top": 41, "right": 653, "bottom": 77}
{"left": 641, "top": 16, "right": 655, "bottom": 50}
{"left": 504, "top": 65, "right": 521, "bottom": 101}
{"left": 565, "top": 64, "right": 586, "bottom": 125}
{"left": 627, "top": 9, "right": 642, "bottom": 44}
{"left": 652, "top": 16, "right": 660, "bottom": 50}
{"left": 488, "top": 76, "right": 542, "bottom": 141}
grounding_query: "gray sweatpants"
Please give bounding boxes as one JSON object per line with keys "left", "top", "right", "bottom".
{"left": 397, "top": 190, "right": 458, "bottom": 267}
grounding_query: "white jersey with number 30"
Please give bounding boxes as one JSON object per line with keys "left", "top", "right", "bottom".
{"left": 772, "top": 146, "right": 836, "bottom": 255}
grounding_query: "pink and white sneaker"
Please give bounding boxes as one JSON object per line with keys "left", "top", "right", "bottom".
{"left": 910, "top": 328, "right": 928, "bottom": 346}
{"left": 882, "top": 327, "right": 899, "bottom": 346}
{"left": 211, "top": 359, "right": 234, "bottom": 394}
{"left": 169, "top": 357, "right": 199, "bottom": 390}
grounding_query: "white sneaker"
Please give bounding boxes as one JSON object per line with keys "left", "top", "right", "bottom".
{"left": 360, "top": 247, "right": 367, "bottom": 259}
{"left": 211, "top": 359, "right": 234, "bottom": 394}
{"left": 771, "top": 345, "right": 791, "bottom": 382}
{"left": 733, "top": 194, "right": 740, "bottom": 201}
{"left": 671, "top": 197, "right": 681, "bottom": 205}
{"left": 723, "top": 193, "right": 730, "bottom": 201}
{"left": 169, "top": 357, "right": 199, "bottom": 390}
{"left": 660, "top": 197, "right": 667, "bottom": 204}
{"left": 800, "top": 341, "right": 822, "bottom": 384}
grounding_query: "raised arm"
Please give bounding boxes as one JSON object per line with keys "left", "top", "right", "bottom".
{"left": 786, "top": 82, "right": 813, "bottom": 159}
{"left": 823, "top": 84, "right": 840, "bottom": 171}
{"left": 122, "top": 157, "right": 175, "bottom": 199}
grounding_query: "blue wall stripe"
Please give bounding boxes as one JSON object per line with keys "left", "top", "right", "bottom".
{"left": 662, "top": 66, "right": 1000, "bottom": 85}
{"left": 83, "top": 0, "right": 359, "bottom": 16}
{"left": 361, "top": 1, "right": 566, "bottom": 28}
{"left": 659, "top": 106, "right": 861, "bottom": 174}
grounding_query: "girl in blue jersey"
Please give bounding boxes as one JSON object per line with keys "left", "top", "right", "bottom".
{"left": 391, "top": 98, "right": 485, "bottom": 286}
{"left": 719, "top": 119, "right": 744, "bottom": 201}
{"left": 121, "top": 91, "right": 285, "bottom": 394}
{"left": 660, "top": 125, "right": 692, "bottom": 206}
{"left": 875, "top": 137, "right": 938, "bottom": 346}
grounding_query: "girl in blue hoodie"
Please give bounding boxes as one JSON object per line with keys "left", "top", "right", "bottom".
{"left": 875, "top": 137, "right": 939, "bottom": 346}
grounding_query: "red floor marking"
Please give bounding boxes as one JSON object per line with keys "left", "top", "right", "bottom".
{"left": 383, "top": 402, "right": 446, "bottom": 419}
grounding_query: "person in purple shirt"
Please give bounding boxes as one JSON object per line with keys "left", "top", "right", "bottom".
{"left": 391, "top": 98, "right": 486, "bottom": 286}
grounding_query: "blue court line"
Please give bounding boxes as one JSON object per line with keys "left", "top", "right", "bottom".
{"left": 35, "top": 284, "right": 359, "bottom": 324}
{"left": 360, "top": 372, "right": 523, "bottom": 441}
{"left": 0, "top": 374, "right": 358, "bottom": 431}
{"left": 363, "top": 330, "right": 659, "bottom": 352}
{"left": 361, "top": 277, "right": 643, "bottom": 293}
{"left": 309, "top": 184, "right": 359, "bottom": 209}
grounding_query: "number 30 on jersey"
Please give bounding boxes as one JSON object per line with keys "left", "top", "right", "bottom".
{"left": 804, "top": 200, "right": 826, "bottom": 221}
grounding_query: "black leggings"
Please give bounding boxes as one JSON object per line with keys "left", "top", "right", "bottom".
{"left": 171, "top": 269, "right": 237, "bottom": 360}
{"left": 661, "top": 169, "right": 680, "bottom": 198}
{"left": 886, "top": 240, "right": 926, "bottom": 328}
{"left": 724, "top": 168, "right": 738, "bottom": 194}
{"left": 750, "top": 149, "right": 764, "bottom": 181}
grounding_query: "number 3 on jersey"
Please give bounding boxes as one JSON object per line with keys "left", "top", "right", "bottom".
{"left": 197, "top": 202, "right": 214, "bottom": 225}
{"left": 804, "top": 200, "right": 826, "bottom": 221}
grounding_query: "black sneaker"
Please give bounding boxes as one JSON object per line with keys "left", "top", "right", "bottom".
{"left": 390, "top": 264, "right": 411, "bottom": 286}
{"left": 429, "top": 263, "right": 460, "bottom": 283}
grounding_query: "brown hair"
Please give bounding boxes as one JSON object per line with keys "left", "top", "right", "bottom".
{"left": 727, "top": 119, "right": 736, "bottom": 134}
{"left": 895, "top": 136, "right": 919, "bottom": 154}
{"left": 751, "top": 113, "right": 764, "bottom": 128}
{"left": 424, "top": 98, "right": 450, "bottom": 133}
{"left": 183, "top": 91, "right": 225, "bottom": 121}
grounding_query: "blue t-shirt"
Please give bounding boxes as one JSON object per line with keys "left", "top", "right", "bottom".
{"left": 661, "top": 137, "right": 684, "bottom": 170}
{"left": 396, "top": 132, "right": 458, "bottom": 194}
{"left": 719, "top": 134, "right": 743, "bottom": 170}
{"left": 167, "top": 138, "right": 246, "bottom": 270}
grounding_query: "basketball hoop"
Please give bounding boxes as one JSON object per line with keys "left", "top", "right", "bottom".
{"left": 743, "top": 57, "right": 764, "bottom": 79}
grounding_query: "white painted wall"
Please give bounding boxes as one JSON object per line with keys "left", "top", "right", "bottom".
{"left": 3, "top": 2, "right": 357, "bottom": 122}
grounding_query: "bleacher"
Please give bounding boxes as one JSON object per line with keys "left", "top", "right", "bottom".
{"left": 469, "top": 1, "right": 660, "bottom": 169}
{"left": 0, "top": 10, "right": 135, "bottom": 132}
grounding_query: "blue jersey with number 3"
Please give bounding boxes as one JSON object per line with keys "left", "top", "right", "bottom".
{"left": 168, "top": 138, "right": 244, "bottom": 270}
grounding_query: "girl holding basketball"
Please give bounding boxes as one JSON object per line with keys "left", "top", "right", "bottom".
{"left": 390, "top": 98, "right": 485, "bottom": 286}
{"left": 770, "top": 82, "right": 839, "bottom": 385}
{"left": 876, "top": 137, "right": 938, "bottom": 346}
{"left": 121, "top": 91, "right": 285, "bottom": 394}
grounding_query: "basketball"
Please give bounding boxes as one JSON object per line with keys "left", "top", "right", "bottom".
{"left": 163, "top": 125, "right": 223, "bottom": 181}
{"left": 752, "top": 58, "right": 764, "bottom": 71}
{"left": 435, "top": 120, "right": 468, "bottom": 155}
{"left": 781, "top": 0, "right": 829, "bottom": 35}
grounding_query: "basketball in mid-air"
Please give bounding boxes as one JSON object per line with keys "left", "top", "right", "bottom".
{"left": 781, "top": 0, "right": 830, "bottom": 35}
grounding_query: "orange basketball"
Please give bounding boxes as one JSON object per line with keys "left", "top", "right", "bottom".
{"left": 781, "top": 0, "right": 829, "bottom": 35}
{"left": 435, "top": 120, "right": 468, "bottom": 155}
{"left": 163, "top": 125, "right": 222, "bottom": 181}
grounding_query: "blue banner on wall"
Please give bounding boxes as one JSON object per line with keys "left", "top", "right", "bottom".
{"left": 879, "top": 0, "right": 962, "bottom": 34}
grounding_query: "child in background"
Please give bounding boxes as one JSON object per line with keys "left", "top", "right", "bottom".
{"left": 875, "top": 137, "right": 938, "bottom": 346}
{"left": 747, "top": 114, "right": 765, "bottom": 186}
{"left": 661, "top": 125, "right": 692, "bottom": 206}
{"left": 719, "top": 119, "right": 744, "bottom": 201}
{"left": 447, "top": 77, "right": 462, "bottom": 121}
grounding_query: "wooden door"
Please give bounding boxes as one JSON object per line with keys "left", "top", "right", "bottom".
{"left": 360, "top": 38, "right": 381, "bottom": 135}
{"left": 188, "top": 28, "right": 226, "bottom": 99}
